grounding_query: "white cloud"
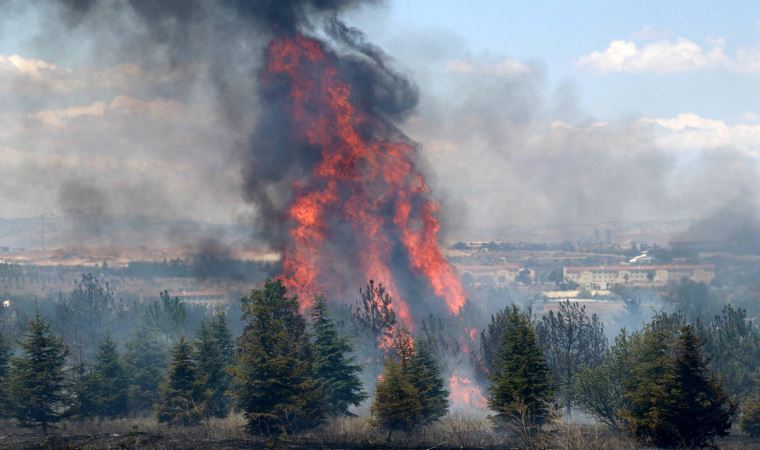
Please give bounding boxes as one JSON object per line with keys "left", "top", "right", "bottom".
{"left": 641, "top": 113, "right": 760, "bottom": 154}
{"left": 446, "top": 58, "right": 531, "bottom": 76}
{"left": 578, "top": 38, "right": 728, "bottom": 73}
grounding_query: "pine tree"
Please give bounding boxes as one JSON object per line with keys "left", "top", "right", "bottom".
{"left": 311, "top": 295, "right": 366, "bottom": 416}
{"left": 622, "top": 324, "right": 735, "bottom": 448}
{"left": 194, "top": 315, "right": 232, "bottom": 418}
{"left": 156, "top": 336, "right": 202, "bottom": 426}
{"left": 68, "top": 354, "right": 97, "bottom": 421}
{"left": 7, "top": 312, "right": 69, "bottom": 431}
{"left": 124, "top": 324, "right": 169, "bottom": 413}
{"left": 488, "top": 305, "right": 553, "bottom": 430}
{"left": 371, "top": 357, "right": 422, "bottom": 438}
{"left": 91, "top": 334, "right": 129, "bottom": 418}
{"left": 0, "top": 332, "right": 11, "bottom": 417}
{"left": 741, "top": 370, "right": 760, "bottom": 436}
{"left": 408, "top": 340, "right": 448, "bottom": 423}
{"left": 232, "top": 279, "right": 326, "bottom": 436}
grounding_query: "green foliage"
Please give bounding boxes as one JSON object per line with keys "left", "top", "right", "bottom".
{"left": 91, "top": 334, "right": 129, "bottom": 418}
{"left": 536, "top": 300, "right": 607, "bottom": 411}
{"left": 371, "top": 357, "right": 422, "bottom": 435}
{"left": 124, "top": 324, "right": 169, "bottom": 413}
{"left": 619, "top": 321, "right": 735, "bottom": 448}
{"left": 145, "top": 291, "right": 188, "bottom": 343}
{"left": 68, "top": 354, "right": 97, "bottom": 421}
{"left": 408, "top": 341, "right": 448, "bottom": 423}
{"left": 232, "top": 279, "right": 325, "bottom": 436}
{"left": 476, "top": 307, "right": 512, "bottom": 383}
{"left": 156, "top": 337, "right": 202, "bottom": 426}
{"left": 740, "top": 370, "right": 760, "bottom": 436}
{"left": 311, "top": 296, "right": 366, "bottom": 416}
{"left": 0, "top": 332, "right": 10, "bottom": 416}
{"left": 573, "top": 330, "right": 631, "bottom": 429}
{"left": 193, "top": 312, "right": 233, "bottom": 418}
{"left": 54, "top": 273, "right": 119, "bottom": 360}
{"left": 7, "top": 312, "right": 69, "bottom": 431}
{"left": 488, "top": 305, "right": 553, "bottom": 430}
{"left": 698, "top": 304, "right": 760, "bottom": 399}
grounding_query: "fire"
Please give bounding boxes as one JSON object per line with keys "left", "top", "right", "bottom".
{"left": 267, "top": 34, "right": 465, "bottom": 325}
{"left": 449, "top": 374, "right": 487, "bottom": 410}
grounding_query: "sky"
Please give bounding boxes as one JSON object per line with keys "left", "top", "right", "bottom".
{"left": 0, "top": 0, "right": 759, "bottom": 239}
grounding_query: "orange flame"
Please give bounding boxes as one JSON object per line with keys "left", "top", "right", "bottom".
{"left": 449, "top": 374, "right": 487, "bottom": 410}
{"left": 267, "top": 34, "right": 465, "bottom": 325}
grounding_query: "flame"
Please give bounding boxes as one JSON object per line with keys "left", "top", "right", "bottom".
{"left": 267, "top": 34, "right": 465, "bottom": 325}
{"left": 449, "top": 374, "right": 487, "bottom": 410}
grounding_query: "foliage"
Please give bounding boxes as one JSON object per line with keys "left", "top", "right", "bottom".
{"left": 232, "top": 279, "right": 325, "bottom": 436}
{"left": 573, "top": 330, "right": 631, "bottom": 429}
{"left": 698, "top": 304, "right": 760, "bottom": 399}
{"left": 194, "top": 312, "right": 234, "bottom": 418}
{"left": 7, "top": 312, "right": 69, "bottom": 431}
{"left": 124, "top": 324, "right": 169, "bottom": 413}
{"left": 67, "top": 354, "right": 97, "bottom": 421}
{"left": 0, "top": 332, "right": 10, "bottom": 416}
{"left": 54, "top": 273, "right": 121, "bottom": 360}
{"left": 91, "top": 334, "right": 129, "bottom": 418}
{"left": 371, "top": 357, "right": 422, "bottom": 436}
{"left": 145, "top": 290, "right": 188, "bottom": 343}
{"left": 311, "top": 296, "right": 366, "bottom": 416}
{"left": 408, "top": 340, "right": 448, "bottom": 423}
{"left": 352, "top": 280, "right": 396, "bottom": 338}
{"left": 621, "top": 323, "right": 735, "bottom": 448}
{"left": 535, "top": 300, "right": 607, "bottom": 411}
{"left": 156, "top": 337, "right": 202, "bottom": 426}
{"left": 740, "top": 370, "right": 760, "bottom": 436}
{"left": 488, "top": 305, "right": 554, "bottom": 431}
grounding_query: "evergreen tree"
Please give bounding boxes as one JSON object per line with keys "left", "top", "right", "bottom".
{"left": 124, "top": 324, "right": 168, "bottom": 412}
{"left": 311, "top": 296, "right": 366, "bottom": 416}
{"left": 740, "top": 370, "right": 760, "bottom": 437}
{"left": 68, "top": 354, "right": 97, "bottom": 421}
{"left": 371, "top": 357, "right": 422, "bottom": 439}
{"left": 488, "top": 305, "right": 553, "bottom": 430}
{"left": 91, "top": 334, "right": 129, "bottom": 418}
{"left": 622, "top": 324, "right": 735, "bottom": 448}
{"left": 232, "top": 279, "right": 325, "bottom": 436}
{"left": 7, "top": 312, "right": 69, "bottom": 431}
{"left": 0, "top": 332, "right": 11, "bottom": 416}
{"left": 408, "top": 340, "right": 448, "bottom": 423}
{"left": 156, "top": 337, "right": 202, "bottom": 426}
{"left": 194, "top": 315, "right": 232, "bottom": 418}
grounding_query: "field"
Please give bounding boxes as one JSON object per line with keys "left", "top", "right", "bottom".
{"left": 2, "top": 415, "right": 760, "bottom": 450}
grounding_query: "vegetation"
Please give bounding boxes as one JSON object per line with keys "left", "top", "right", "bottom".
{"left": 232, "top": 279, "right": 325, "bottom": 436}
{"left": 487, "top": 305, "right": 554, "bottom": 432}
{"left": 7, "top": 312, "right": 69, "bottom": 431}
{"left": 156, "top": 337, "right": 202, "bottom": 426}
{"left": 311, "top": 296, "right": 367, "bottom": 416}
{"left": 535, "top": 300, "right": 607, "bottom": 413}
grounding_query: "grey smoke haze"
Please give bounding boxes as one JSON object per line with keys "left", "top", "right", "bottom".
{"left": 0, "top": 0, "right": 757, "bottom": 249}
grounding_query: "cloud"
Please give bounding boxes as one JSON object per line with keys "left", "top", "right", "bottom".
{"left": 641, "top": 113, "right": 760, "bottom": 154}
{"left": 578, "top": 38, "right": 727, "bottom": 73}
{"left": 446, "top": 58, "right": 531, "bottom": 76}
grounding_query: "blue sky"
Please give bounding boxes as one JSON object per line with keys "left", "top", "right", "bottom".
{"left": 347, "top": 0, "right": 760, "bottom": 119}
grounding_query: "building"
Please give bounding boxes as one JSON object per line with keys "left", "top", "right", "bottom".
{"left": 456, "top": 263, "right": 524, "bottom": 287}
{"left": 168, "top": 290, "right": 228, "bottom": 308}
{"left": 563, "top": 264, "right": 715, "bottom": 289}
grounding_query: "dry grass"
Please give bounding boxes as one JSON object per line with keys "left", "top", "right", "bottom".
{"left": 2, "top": 414, "right": 760, "bottom": 449}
